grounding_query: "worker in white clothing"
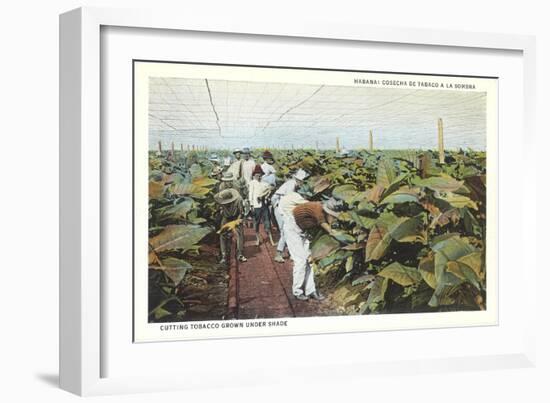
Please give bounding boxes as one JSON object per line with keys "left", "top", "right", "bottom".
{"left": 240, "top": 147, "right": 256, "bottom": 185}
{"left": 248, "top": 164, "right": 275, "bottom": 246}
{"left": 271, "top": 169, "right": 308, "bottom": 263}
{"left": 227, "top": 148, "right": 243, "bottom": 180}
{"left": 279, "top": 193, "right": 342, "bottom": 301}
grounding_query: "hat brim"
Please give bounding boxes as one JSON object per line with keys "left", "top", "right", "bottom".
{"left": 214, "top": 193, "right": 239, "bottom": 205}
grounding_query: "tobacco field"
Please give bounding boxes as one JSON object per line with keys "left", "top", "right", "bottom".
{"left": 148, "top": 147, "right": 486, "bottom": 322}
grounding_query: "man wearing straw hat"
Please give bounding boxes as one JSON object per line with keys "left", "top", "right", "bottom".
{"left": 214, "top": 188, "right": 247, "bottom": 265}
{"left": 271, "top": 169, "right": 308, "bottom": 263}
{"left": 279, "top": 193, "right": 343, "bottom": 301}
{"left": 218, "top": 170, "right": 247, "bottom": 198}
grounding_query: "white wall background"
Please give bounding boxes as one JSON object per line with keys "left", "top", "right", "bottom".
{"left": 0, "top": 1, "right": 548, "bottom": 402}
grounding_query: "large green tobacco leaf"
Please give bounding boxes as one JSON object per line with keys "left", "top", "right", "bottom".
{"left": 378, "top": 212, "right": 428, "bottom": 244}
{"left": 418, "top": 255, "right": 436, "bottom": 289}
{"left": 376, "top": 159, "right": 397, "bottom": 188}
{"left": 457, "top": 252, "right": 484, "bottom": 280}
{"left": 390, "top": 216, "right": 428, "bottom": 244}
{"left": 332, "top": 184, "right": 358, "bottom": 203}
{"left": 379, "top": 187, "right": 421, "bottom": 206}
{"left": 381, "top": 173, "right": 410, "bottom": 200}
{"left": 311, "top": 234, "right": 341, "bottom": 262}
{"left": 378, "top": 262, "right": 422, "bottom": 286}
{"left": 189, "top": 164, "right": 203, "bottom": 178}
{"left": 428, "top": 236, "right": 479, "bottom": 307}
{"left": 365, "top": 224, "right": 392, "bottom": 262}
{"left": 159, "top": 199, "right": 195, "bottom": 220}
{"left": 349, "top": 211, "right": 377, "bottom": 230}
{"left": 445, "top": 252, "right": 484, "bottom": 290}
{"left": 414, "top": 174, "right": 464, "bottom": 193}
{"left": 365, "top": 213, "right": 428, "bottom": 262}
{"left": 151, "top": 257, "right": 192, "bottom": 285}
{"left": 367, "top": 185, "right": 385, "bottom": 204}
{"left": 170, "top": 183, "right": 211, "bottom": 198}
{"left": 192, "top": 176, "right": 218, "bottom": 187}
{"left": 436, "top": 192, "right": 478, "bottom": 210}
{"left": 150, "top": 225, "right": 211, "bottom": 254}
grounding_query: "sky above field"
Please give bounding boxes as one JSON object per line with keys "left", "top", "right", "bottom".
{"left": 148, "top": 77, "right": 488, "bottom": 151}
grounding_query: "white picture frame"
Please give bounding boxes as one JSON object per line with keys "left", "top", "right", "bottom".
{"left": 59, "top": 6, "right": 537, "bottom": 396}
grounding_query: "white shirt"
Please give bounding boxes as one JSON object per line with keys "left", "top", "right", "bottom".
{"left": 279, "top": 191, "right": 308, "bottom": 218}
{"left": 248, "top": 180, "right": 271, "bottom": 209}
{"left": 227, "top": 159, "right": 243, "bottom": 179}
{"left": 271, "top": 179, "right": 297, "bottom": 206}
{"left": 241, "top": 159, "right": 256, "bottom": 184}
{"left": 261, "top": 162, "right": 277, "bottom": 186}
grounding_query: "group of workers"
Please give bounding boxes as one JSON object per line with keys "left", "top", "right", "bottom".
{"left": 211, "top": 147, "right": 343, "bottom": 302}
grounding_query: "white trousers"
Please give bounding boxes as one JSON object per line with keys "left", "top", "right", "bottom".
{"left": 282, "top": 216, "right": 317, "bottom": 297}
{"left": 274, "top": 205, "right": 286, "bottom": 252}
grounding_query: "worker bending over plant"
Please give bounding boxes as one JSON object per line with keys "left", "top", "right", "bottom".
{"left": 279, "top": 192, "right": 343, "bottom": 301}
{"left": 271, "top": 169, "right": 308, "bottom": 263}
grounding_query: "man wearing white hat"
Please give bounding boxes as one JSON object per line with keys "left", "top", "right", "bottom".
{"left": 271, "top": 169, "right": 308, "bottom": 263}
{"left": 227, "top": 148, "right": 243, "bottom": 180}
{"left": 218, "top": 171, "right": 245, "bottom": 195}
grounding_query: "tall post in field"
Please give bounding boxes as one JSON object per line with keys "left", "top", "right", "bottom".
{"left": 158, "top": 140, "right": 162, "bottom": 154}
{"left": 336, "top": 136, "right": 340, "bottom": 153}
{"left": 438, "top": 118, "right": 445, "bottom": 164}
{"left": 369, "top": 130, "right": 373, "bottom": 152}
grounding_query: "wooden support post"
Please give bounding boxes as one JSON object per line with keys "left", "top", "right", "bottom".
{"left": 438, "top": 118, "right": 444, "bottom": 164}
{"left": 369, "top": 130, "right": 373, "bottom": 152}
{"left": 158, "top": 140, "right": 162, "bottom": 154}
{"left": 336, "top": 136, "right": 340, "bottom": 153}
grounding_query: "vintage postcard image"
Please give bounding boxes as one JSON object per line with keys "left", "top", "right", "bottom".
{"left": 133, "top": 61, "right": 497, "bottom": 342}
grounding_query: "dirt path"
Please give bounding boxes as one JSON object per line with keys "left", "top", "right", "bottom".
{"left": 231, "top": 222, "right": 337, "bottom": 319}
